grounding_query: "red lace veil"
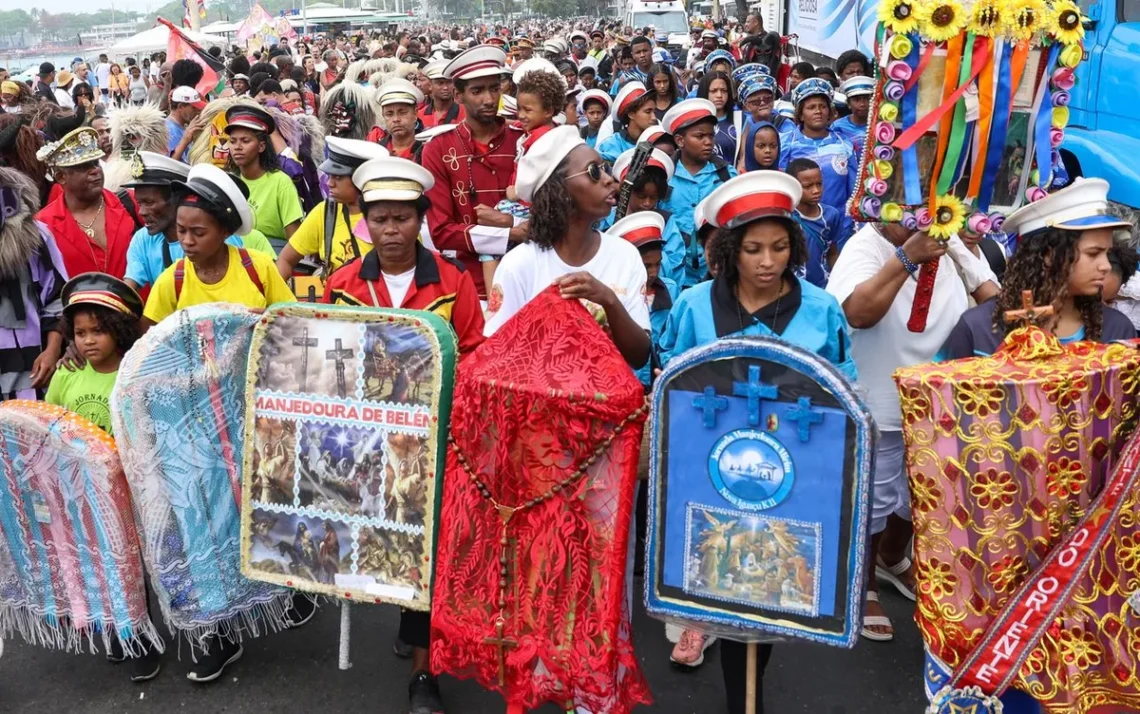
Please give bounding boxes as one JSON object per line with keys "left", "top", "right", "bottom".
{"left": 430, "top": 286, "right": 651, "bottom": 713}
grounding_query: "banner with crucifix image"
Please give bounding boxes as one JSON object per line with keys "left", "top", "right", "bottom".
{"left": 644, "top": 337, "right": 876, "bottom": 648}
{"left": 239, "top": 304, "right": 457, "bottom": 610}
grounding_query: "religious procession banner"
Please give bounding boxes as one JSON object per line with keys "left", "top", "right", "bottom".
{"left": 240, "top": 304, "right": 456, "bottom": 611}
{"left": 896, "top": 327, "right": 1140, "bottom": 714}
{"left": 113, "top": 304, "right": 294, "bottom": 641}
{"left": 644, "top": 337, "right": 876, "bottom": 648}
{"left": 0, "top": 401, "right": 159, "bottom": 655}
{"left": 849, "top": 0, "right": 1087, "bottom": 331}
{"left": 236, "top": 2, "right": 295, "bottom": 56}
{"left": 431, "top": 287, "right": 652, "bottom": 714}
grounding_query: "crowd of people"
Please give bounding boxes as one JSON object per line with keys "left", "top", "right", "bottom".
{"left": 0, "top": 13, "right": 1137, "bottom": 714}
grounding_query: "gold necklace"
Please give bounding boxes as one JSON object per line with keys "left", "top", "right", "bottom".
{"left": 76, "top": 197, "right": 105, "bottom": 239}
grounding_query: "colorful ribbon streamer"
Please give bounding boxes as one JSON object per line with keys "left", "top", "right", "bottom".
{"left": 902, "top": 37, "right": 923, "bottom": 206}
{"left": 967, "top": 39, "right": 1001, "bottom": 200}
{"left": 1032, "top": 44, "right": 1061, "bottom": 189}
{"left": 938, "top": 33, "right": 982, "bottom": 196}
{"left": 977, "top": 41, "right": 1013, "bottom": 212}
{"left": 893, "top": 36, "right": 992, "bottom": 153}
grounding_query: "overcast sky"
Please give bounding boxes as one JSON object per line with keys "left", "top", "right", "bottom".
{"left": 0, "top": 0, "right": 156, "bottom": 13}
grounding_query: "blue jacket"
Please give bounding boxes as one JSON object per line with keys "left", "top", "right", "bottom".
{"left": 830, "top": 116, "right": 869, "bottom": 157}
{"left": 779, "top": 128, "right": 857, "bottom": 215}
{"left": 638, "top": 275, "right": 681, "bottom": 387}
{"left": 600, "top": 207, "right": 687, "bottom": 288}
{"left": 661, "top": 158, "right": 737, "bottom": 287}
{"left": 792, "top": 204, "right": 852, "bottom": 287}
{"left": 597, "top": 130, "right": 638, "bottom": 165}
{"left": 658, "top": 274, "right": 857, "bottom": 383}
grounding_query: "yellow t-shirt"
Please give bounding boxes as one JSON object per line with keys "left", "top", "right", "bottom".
{"left": 286, "top": 200, "right": 370, "bottom": 274}
{"left": 241, "top": 171, "right": 304, "bottom": 242}
{"left": 144, "top": 245, "right": 295, "bottom": 324}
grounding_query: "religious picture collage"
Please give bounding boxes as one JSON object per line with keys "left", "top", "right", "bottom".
{"left": 240, "top": 309, "right": 443, "bottom": 609}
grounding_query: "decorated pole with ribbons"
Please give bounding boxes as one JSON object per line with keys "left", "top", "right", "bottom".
{"left": 848, "top": 0, "right": 1088, "bottom": 332}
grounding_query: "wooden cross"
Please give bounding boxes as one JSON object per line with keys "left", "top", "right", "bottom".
{"left": 325, "top": 338, "right": 354, "bottom": 399}
{"left": 483, "top": 617, "right": 517, "bottom": 687}
{"left": 292, "top": 328, "right": 318, "bottom": 391}
{"left": 1003, "top": 290, "right": 1055, "bottom": 328}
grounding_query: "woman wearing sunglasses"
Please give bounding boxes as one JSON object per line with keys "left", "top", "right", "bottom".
{"left": 483, "top": 124, "right": 651, "bottom": 370}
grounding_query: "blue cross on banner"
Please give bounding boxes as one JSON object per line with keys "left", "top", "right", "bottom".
{"left": 732, "top": 365, "right": 779, "bottom": 426}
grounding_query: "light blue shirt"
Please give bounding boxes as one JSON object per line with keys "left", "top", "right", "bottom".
{"left": 597, "top": 130, "right": 637, "bottom": 166}
{"left": 600, "top": 207, "right": 687, "bottom": 289}
{"left": 779, "top": 128, "right": 857, "bottom": 215}
{"left": 124, "top": 227, "right": 245, "bottom": 289}
{"left": 166, "top": 118, "right": 188, "bottom": 163}
{"left": 660, "top": 158, "right": 737, "bottom": 287}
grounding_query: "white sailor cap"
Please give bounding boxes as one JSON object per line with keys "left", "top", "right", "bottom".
{"left": 422, "top": 59, "right": 448, "bottom": 80}
{"left": 123, "top": 150, "right": 190, "bottom": 188}
{"left": 443, "top": 45, "right": 508, "bottom": 82}
{"left": 732, "top": 63, "right": 769, "bottom": 84}
{"left": 580, "top": 88, "right": 612, "bottom": 113}
{"left": 1002, "top": 177, "right": 1132, "bottom": 237}
{"left": 701, "top": 29, "right": 718, "bottom": 40}
{"left": 377, "top": 78, "right": 424, "bottom": 107}
{"left": 661, "top": 98, "right": 717, "bottom": 136}
{"left": 694, "top": 195, "right": 711, "bottom": 233}
{"left": 703, "top": 170, "right": 803, "bottom": 229}
{"left": 565, "top": 85, "right": 584, "bottom": 102}
{"left": 515, "top": 124, "right": 584, "bottom": 203}
{"left": 569, "top": 30, "right": 589, "bottom": 44}
{"left": 638, "top": 125, "right": 671, "bottom": 145}
{"left": 613, "top": 146, "right": 674, "bottom": 183}
{"left": 774, "top": 99, "right": 795, "bottom": 119}
{"left": 353, "top": 156, "right": 435, "bottom": 203}
{"left": 499, "top": 93, "right": 518, "bottom": 119}
{"left": 321, "top": 136, "right": 390, "bottom": 176}
{"left": 543, "top": 38, "right": 569, "bottom": 55}
{"left": 174, "top": 163, "right": 255, "bottom": 237}
{"left": 512, "top": 57, "right": 564, "bottom": 87}
{"left": 610, "top": 211, "right": 666, "bottom": 252}
{"left": 839, "top": 75, "right": 875, "bottom": 98}
{"left": 613, "top": 80, "right": 649, "bottom": 118}
{"left": 578, "top": 55, "right": 600, "bottom": 74}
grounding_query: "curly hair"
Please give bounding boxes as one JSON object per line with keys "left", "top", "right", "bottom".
{"left": 835, "top": 50, "right": 871, "bottom": 78}
{"left": 526, "top": 163, "right": 572, "bottom": 250}
{"left": 63, "top": 304, "right": 142, "bottom": 357}
{"left": 1109, "top": 243, "right": 1139, "bottom": 284}
{"left": 516, "top": 69, "right": 565, "bottom": 115}
{"left": 711, "top": 216, "right": 807, "bottom": 288}
{"left": 993, "top": 227, "right": 1104, "bottom": 339}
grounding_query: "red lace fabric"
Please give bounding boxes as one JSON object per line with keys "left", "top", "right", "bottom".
{"left": 430, "top": 286, "right": 652, "bottom": 714}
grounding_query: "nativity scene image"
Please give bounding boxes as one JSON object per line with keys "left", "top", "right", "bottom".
{"left": 297, "top": 422, "right": 387, "bottom": 517}
{"left": 362, "top": 323, "right": 437, "bottom": 406}
{"left": 684, "top": 507, "right": 821, "bottom": 616}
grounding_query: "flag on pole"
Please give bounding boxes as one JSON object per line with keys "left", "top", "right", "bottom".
{"left": 159, "top": 17, "right": 225, "bottom": 98}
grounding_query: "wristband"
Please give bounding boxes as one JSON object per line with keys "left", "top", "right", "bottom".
{"left": 895, "top": 246, "right": 919, "bottom": 274}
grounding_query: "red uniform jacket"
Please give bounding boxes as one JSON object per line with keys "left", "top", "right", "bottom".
{"left": 420, "top": 120, "right": 523, "bottom": 297}
{"left": 322, "top": 242, "right": 485, "bottom": 358}
{"left": 417, "top": 102, "right": 466, "bottom": 129}
{"left": 37, "top": 189, "right": 136, "bottom": 279}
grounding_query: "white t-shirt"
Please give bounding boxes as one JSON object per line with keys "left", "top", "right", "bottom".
{"left": 484, "top": 231, "right": 651, "bottom": 336}
{"left": 54, "top": 88, "right": 74, "bottom": 109}
{"left": 95, "top": 62, "right": 112, "bottom": 91}
{"left": 382, "top": 267, "right": 416, "bottom": 308}
{"left": 825, "top": 224, "right": 969, "bottom": 432}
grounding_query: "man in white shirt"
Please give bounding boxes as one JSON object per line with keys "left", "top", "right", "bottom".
{"left": 94, "top": 54, "right": 112, "bottom": 103}
{"left": 826, "top": 222, "right": 998, "bottom": 641}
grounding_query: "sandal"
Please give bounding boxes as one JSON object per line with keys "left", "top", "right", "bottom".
{"left": 861, "top": 591, "right": 894, "bottom": 642}
{"left": 876, "top": 555, "right": 917, "bottom": 602}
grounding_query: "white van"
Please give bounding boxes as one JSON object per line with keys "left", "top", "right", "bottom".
{"left": 624, "top": 0, "right": 692, "bottom": 56}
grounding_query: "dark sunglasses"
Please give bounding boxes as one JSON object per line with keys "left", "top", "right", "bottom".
{"left": 566, "top": 161, "right": 609, "bottom": 182}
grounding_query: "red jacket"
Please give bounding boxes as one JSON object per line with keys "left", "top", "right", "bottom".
{"left": 420, "top": 120, "right": 522, "bottom": 297}
{"left": 418, "top": 101, "right": 465, "bottom": 129}
{"left": 322, "top": 242, "right": 485, "bottom": 358}
{"left": 37, "top": 189, "right": 136, "bottom": 279}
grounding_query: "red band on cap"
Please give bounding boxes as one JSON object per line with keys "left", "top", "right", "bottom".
{"left": 716, "top": 193, "right": 795, "bottom": 227}
{"left": 621, "top": 225, "right": 664, "bottom": 247}
{"left": 670, "top": 108, "right": 713, "bottom": 133}
{"left": 453, "top": 59, "right": 502, "bottom": 78}
{"left": 617, "top": 88, "right": 647, "bottom": 116}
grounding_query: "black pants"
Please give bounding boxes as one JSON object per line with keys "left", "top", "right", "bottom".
{"left": 399, "top": 608, "right": 431, "bottom": 649}
{"left": 720, "top": 640, "right": 774, "bottom": 714}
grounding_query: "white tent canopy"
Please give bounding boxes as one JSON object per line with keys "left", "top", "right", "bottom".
{"left": 107, "top": 23, "right": 228, "bottom": 57}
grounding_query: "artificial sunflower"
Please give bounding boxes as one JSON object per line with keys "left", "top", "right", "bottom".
{"left": 1050, "top": 0, "right": 1085, "bottom": 44}
{"left": 919, "top": 0, "right": 968, "bottom": 43}
{"left": 930, "top": 195, "right": 967, "bottom": 240}
{"left": 879, "top": 0, "right": 921, "bottom": 34}
{"left": 1006, "top": 0, "right": 1049, "bottom": 41}
{"left": 969, "top": 0, "right": 1006, "bottom": 37}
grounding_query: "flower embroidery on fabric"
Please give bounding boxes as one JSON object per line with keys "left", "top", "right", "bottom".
{"left": 970, "top": 468, "right": 1017, "bottom": 510}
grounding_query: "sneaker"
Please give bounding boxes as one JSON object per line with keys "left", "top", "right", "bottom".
{"left": 670, "top": 629, "right": 714, "bottom": 668}
{"left": 186, "top": 640, "right": 243, "bottom": 683}
{"left": 393, "top": 637, "right": 414, "bottom": 659}
{"left": 131, "top": 651, "right": 162, "bottom": 682}
{"left": 408, "top": 671, "right": 445, "bottom": 714}
{"left": 284, "top": 594, "right": 317, "bottom": 629}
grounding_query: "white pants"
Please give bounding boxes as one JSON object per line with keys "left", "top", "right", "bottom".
{"left": 871, "top": 430, "right": 912, "bottom": 535}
